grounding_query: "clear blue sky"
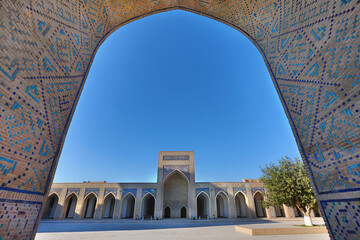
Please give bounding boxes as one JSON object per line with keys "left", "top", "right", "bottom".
{"left": 54, "top": 10, "right": 300, "bottom": 183}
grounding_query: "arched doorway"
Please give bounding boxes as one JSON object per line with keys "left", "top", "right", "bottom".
{"left": 0, "top": 1, "right": 357, "bottom": 239}
{"left": 254, "top": 192, "right": 266, "bottom": 218}
{"left": 102, "top": 194, "right": 116, "bottom": 219}
{"left": 216, "top": 192, "right": 229, "bottom": 218}
{"left": 82, "top": 193, "right": 97, "bottom": 219}
{"left": 196, "top": 192, "right": 210, "bottom": 218}
{"left": 163, "top": 170, "right": 189, "bottom": 218}
{"left": 275, "top": 206, "right": 285, "bottom": 217}
{"left": 43, "top": 194, "right": 59, "bottom": 219}
{"left": 63, "top": 193, "right": 78, "bottom": 219}
{"left": 180, "top": 206, "right": 186, "bottom": 218}
{"left": 164, "top": 206, "right": 171, "bottom": 218}
{"left": 141, "top": 193, "right": 155, "bottom": 219}
{"left": 121, "top": 193, "right": 135, "bottom": 219}
{"left": 234, "top": 191, "right": 248, "bottom": 218}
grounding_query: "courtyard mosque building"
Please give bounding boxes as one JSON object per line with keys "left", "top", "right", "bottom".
{"left": 43, "top": 151, "right": 320, "bottom": 220}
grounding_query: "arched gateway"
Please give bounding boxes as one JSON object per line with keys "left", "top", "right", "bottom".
{"left": 0, "top": 1, "right": 359, "bottom": 239}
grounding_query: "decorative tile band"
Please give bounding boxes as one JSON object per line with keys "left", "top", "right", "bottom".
{"left": 142, "top": 188, "right": 156, "bottom": 198}
{"left": 163, "top": 155, "right": 189, "bottom": 160}
{"left": 122, "top": 188, "right": 137, "bottom": 198}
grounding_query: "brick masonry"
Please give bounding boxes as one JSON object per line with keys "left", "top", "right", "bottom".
{"left": 43, "top": 151, "right": 310, "bottom": 222}
{"left": 0, "top": 1, "right": 359, "bottom": 239}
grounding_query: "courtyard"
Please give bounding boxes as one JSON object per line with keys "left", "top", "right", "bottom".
{"left": 35, "top": 218, "right": 329, "bottom": 240}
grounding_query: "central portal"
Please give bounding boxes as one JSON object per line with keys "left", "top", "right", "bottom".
{"left": 163, "top": 171, "right": 189, "bottom": 218}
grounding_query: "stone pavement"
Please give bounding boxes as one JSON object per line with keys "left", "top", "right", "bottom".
{"left": 35, "top": 218, "right": 330, "bottom": 240}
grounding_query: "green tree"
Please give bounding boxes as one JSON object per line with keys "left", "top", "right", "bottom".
{"left": 260, "top": 156, "right": 317, "bottom": 226}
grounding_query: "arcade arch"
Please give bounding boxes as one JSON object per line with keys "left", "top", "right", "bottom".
{"left": 62, "top": 193, "right": 78, "bottom": 219}
{"left": 254, "top": 191, "right": 266, "bottom": 218}
{"left": 234, "top": 191, "right": 248, "bottom": 218}
{"left": 164, "top": 206, "right": 171, "bottom": 218}
{"left": 42, "top": 193, "right": 59, "bottom": 219}
{"left": 141, "top": 193, "right": 155, "bottom": 219}
{"left": 121, "top": 193, "right": 135, "bottom": 219}
{"left": 216, "top": 191, "right": 229, "bottom": 218}
{"left": 102, "top": 193, "right": 116, "bottom": 219}
{"left": 82, "top": 193, "right": 98, "bottom": 219}
{"left": 196, "top": 192, "right": 210, "bottom": 219}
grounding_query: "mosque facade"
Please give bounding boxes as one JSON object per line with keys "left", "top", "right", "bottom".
{"left": 43, "top": 151, "right": 319, "bottom": 220}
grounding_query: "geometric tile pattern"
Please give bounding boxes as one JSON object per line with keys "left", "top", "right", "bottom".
{"left": 142, "top": 188, "right": 157, "bottom": 198}
{"left": 0, "top": 199, "right": 42, "bottom": 240}
{"left": 122, "top": 189, "right": 137, "bottom": 198}
{"left": 251, "top": 188, "right": 265, "bottom": 196}
{"left": 0, "top": 0, "right": 359, "bottom": 239}
{"left": 320, "top": 198, "right": 360, "bottom": 240}
{"left": 233, "top": 187, "right": 247, "bottom": 196}
{"left": 84, "top": 188, "right": 99, "bottom": 198}
{"left": 104, "top": 188, "right": 118, "bottom": 198}
{"left": 195, "top": 188, "right": 209, "bottom": 197}
{"left": 65, "top": 188, "right": 80, "bottom": 198}
{"left": 215, "top": 188, "right": 228, "bottom": 196}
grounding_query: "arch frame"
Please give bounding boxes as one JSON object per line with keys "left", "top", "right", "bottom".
{"left": 42, "top": 193, "right": 60, "bottom": 219}
{"left": 196, "top": 190, "right": 210, "bottom": 199}
{"left": 234, "top": 190, "right": 249, "bottom": 218}
{"left": 101, "top": 192, "right": 117, "bottom": 219}
{"left": 81, "top": 193, "right": 98, "bottom": 219}
{"left": 253, "top": 191, "right": 267, "bottom": 218}
{"left": 140, "top": 192, "right": 156, "bottom": 219}
{"left": 103, "top": 192, "right": 117, "bottom": 200}
{"left": 252, "top": 190, "right": 265, "bottom": 198}
{"left": 215, "top": 190, "right": 231, "bottom": 218}
{"left": 120, "top": 192, "right": 136, "bottom": 219}
{"left": 196, "top": 191, "right": 211, "bottom": 218}
{"left": 122, "top": 192, "right": 136, "bottom": 200}
{"left": 61, "top": 193, "right": 79, "bottom": 219}
{"left": 163, "top": 169, "right": 190, "bottom": 184}
{"left": 0, "top": 1, "right": 359, "bottom": 239}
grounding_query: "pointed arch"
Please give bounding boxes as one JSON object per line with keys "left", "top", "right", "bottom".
{"left": 215, "top": 190, "right": 228, "bottom": 198}
{"left": 180, "top": 206, "right": 187, "bottom": 218}
{"left": 254, "top": 191, "right": 266, "bottom": 218}
{"left": 120, "top": 193, "right": 135, "bottom": 219}
{"left": 252, "top": 190, "right": 265, "bottom": 198}
{"left": 122, "top": 192, "right": 136, "bottom": 200}
{"left": 196, "top": 191, "right": 210, "bottom": 218}
{"left": 101, "top": 193, "right": 116, "bottom": 219}
{"left": 141, "top": 192, "right": 156, "bottom": 201}
{"left": 103, "top": 192, "right": 116, "bottom": 200}
{"left": 62, "top": 193, "right": 78, "bottom": 219}
{"left": 163, "top": 170, "right": 189, "bottom": 218}
{"left": 196, "top": 190, "right": 210, "bottom": 199}
{"left": 141, "top": 192, "right": 155, "bottom": 219}
{"left": 164, "top": 206, "right": 171, "bottom": 218}
{"left": 216, "top": 191, "right": 230, "bottom": 218}
{"left": 42, "top": 193, "right": 59, "bottom": 219}
{"left": 234, "top": 191, "right": 248, "bottom": 218}
{"left": 81, "top": 193, "right": 98, "bottom": 219}
{"left": 163, "top": 169, "right": 190, "bottom": 183}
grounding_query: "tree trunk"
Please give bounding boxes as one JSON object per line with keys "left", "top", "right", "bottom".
{"left": 303, "top": 207, "right": 313, "bottom": 226}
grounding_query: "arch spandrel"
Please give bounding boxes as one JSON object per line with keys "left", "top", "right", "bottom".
{"left": 0, "top": 0, "right": 359, "bottom": 239}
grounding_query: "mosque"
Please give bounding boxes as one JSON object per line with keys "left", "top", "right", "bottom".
{"left": 43, "top": 151, "right": 319, "bottom": 220}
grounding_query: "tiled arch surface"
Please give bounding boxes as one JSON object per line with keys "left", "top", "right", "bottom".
{"left": 0, "top": 0, "right": 359, "bottom": 239}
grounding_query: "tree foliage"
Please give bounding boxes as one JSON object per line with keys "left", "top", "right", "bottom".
{"left": 260, "top": 156, "right": 317, "bottom": 215}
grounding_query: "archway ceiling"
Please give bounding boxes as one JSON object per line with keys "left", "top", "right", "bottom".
{"left": 0, "top": 0, "right": 359, "bottom": 239}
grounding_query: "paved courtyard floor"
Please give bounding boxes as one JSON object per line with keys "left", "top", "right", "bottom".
{"left": 35, "top": 218, "right": 330, "bottom": 240}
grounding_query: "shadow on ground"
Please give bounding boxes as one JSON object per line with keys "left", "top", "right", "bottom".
{"left": 37, "top": 218, "right": 282, "bottom": 233}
